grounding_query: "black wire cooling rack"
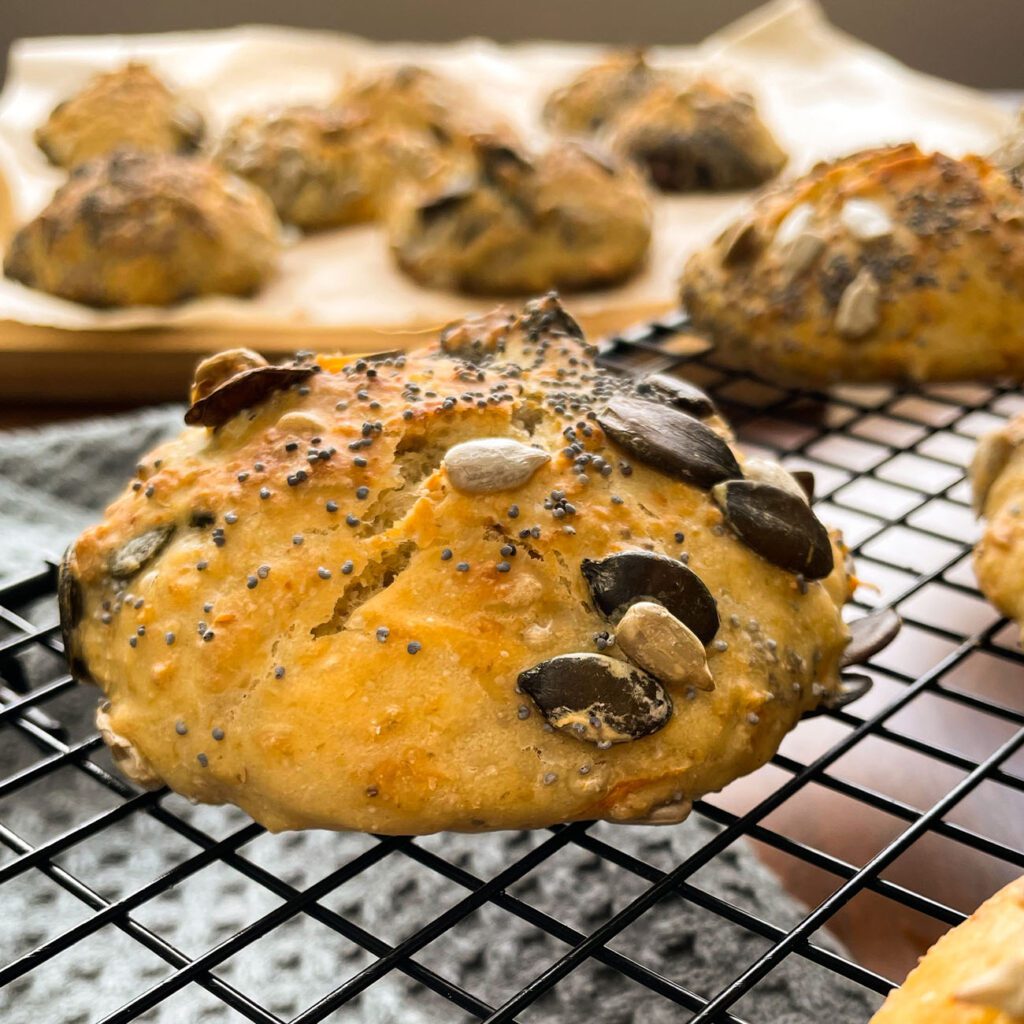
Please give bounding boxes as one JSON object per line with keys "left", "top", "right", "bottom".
{"left": 1, "top": 313, "right": 1023, "bottom": 1024}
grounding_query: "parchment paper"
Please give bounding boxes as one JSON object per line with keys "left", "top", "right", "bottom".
{"left": 0, "top": 0, "right": 1011, "bottom": 338}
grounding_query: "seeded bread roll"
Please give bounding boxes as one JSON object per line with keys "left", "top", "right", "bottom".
{"left": 680, "top": 144, "right": 1024, "bottom": 385}
{"left": 60, "top": 295, "right": 886, "bottom": 835}
{"left": 542, "top": 50, "right": 665, "bottom": 137}
{"left": 971, "top": 412, "right": 1024, "bottom": 632}
{"left": 543, "top": 52, "right": 786, "bottom": 192}
{"left": 3, "top": 150, "right": 280, "bottom": 307}
{"left": 216, "top": 105, "right": 446, "bottom": 230}
{"left": 387, "top": 138, "right": 652, "bottom": 295}
{"left": 34, "top": 62, "right": 204, "bottom": 170}
{"left": 869, "top": 876, "right": 1024, "bottom": 1023}
{"left": 605, "top": 78, "right": 787, "bottom": 192}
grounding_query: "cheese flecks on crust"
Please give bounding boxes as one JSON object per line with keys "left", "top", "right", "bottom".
{"left": 61, "top": 294, "right": 861, "bottom": 834}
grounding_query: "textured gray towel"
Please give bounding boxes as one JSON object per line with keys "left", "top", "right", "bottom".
{"left": 0, "top": 409, "right": 881, "bottom": 1023}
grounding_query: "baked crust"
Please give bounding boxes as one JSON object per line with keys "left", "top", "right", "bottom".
{"left": 869, "top": 876, "right": 1024, "bottom": 1023}
{"left": 606, "top": 78, "right": 787, "bottom": 192}
{"left": 971, "top": 413, "right": 1024, "bottom": 630}
{"left": 217, "top": 104, "right": 430, "bottom": 230}
{"left": 62, "top": 295, "right": 855, "bottom": 835}
{"left": 387, "top": 138, "right": 652, "bottom": 295}
{"left": 543, "top": 51, "right": 785, "bottom": 192}
{"left": 680, "top": 144, "right": 1024, "bottom": 385}
{"left": 3, "top": 150, "right": 280, "bottom": 307}
{"left": 34, "top": 62, "right": 204, "bottom": 170}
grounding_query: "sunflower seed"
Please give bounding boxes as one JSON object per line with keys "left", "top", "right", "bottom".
{"left": 518, "top": 653, "right": 672, "bottom": 744}
{"left": 636, "top": 373, "right": 716, "bottom": 418}
{"left": 841, "top": 608, "right": 901, "bottom": 667}
{"left": 803, "top": 672, "right": 873, "bottom": 718}
{"left": 840, "top": 198, "right": 893, "bottom": 241}
{"left": 834, "top": 267, "right": 881, "bottom": 340}
{"left": 580, "top": 550, "right": 719, "bottom": 644}
{"left": 712, "top": 480, "right": 834, "bottom": 579}
{"left": 615, "top": 601, "right": 714, "bottom": 690}
{"left": 190, "top": 348, "right": 267, "bottom": 404}
{"left": 597, "top": 396, "right": 741, "bottom": 489}
{"left": 742, "top": 458, "right": 811, "bottom": 504}
{"left": 185, "top": 363, "right": 316, "bottom": 428}
{"left": 109, "top": 523, "right": 175, "bottom": 580}
{"left": 443, "top": 438, "right": 550, "bottom": 494}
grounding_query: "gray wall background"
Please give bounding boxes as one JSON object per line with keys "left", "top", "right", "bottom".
{"left": 1, "top": 0, "right": 1023, "bottom": 90}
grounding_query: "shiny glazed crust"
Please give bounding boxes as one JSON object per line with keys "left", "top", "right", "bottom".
{"left": 869, "top": 876, "right": 1024, "bottom": 1023}
{"left": 34, "top": 62, "right": 204, "bottom": 170}
{"left": 387, "top": 140, "right": 652, "bottom": 295}
{"left": 62, "top": 296, "right": 852, "bottom": 835}
{"left": 3, "top": 151, "right": 281, "bottom": 307}
{"left": 680, "top": 144, "right": 1024, "bottom": 385}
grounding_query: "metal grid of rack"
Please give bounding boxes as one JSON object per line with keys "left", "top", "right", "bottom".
{"left": 1, "top": 313, "right": 1023, "bottom": 1023}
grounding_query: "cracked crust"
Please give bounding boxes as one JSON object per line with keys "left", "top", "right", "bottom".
{"left": 869, "top": 876, "right": 1024, "bottom": 1024}
{"left": 3, "top": 150, "right": 280, "bottom": 307}
{"left": 387, "top": 138, "right": 652, "bottom": 295}
{"left": 680, "top": 144, "right": 1024, "bottom": 385}
{"left": 972, "top": 413, "right": 1024, "bottom": 633}
{"left": 34, "top": 62, "right": 204, "bottom": 170}
{"left": 63, "top": 295, "right": 852, "bottom": 834}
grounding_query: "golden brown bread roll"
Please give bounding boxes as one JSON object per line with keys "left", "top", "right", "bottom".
{"left": 217, "top": 104, "right": 435, "bottom": 230}
{"left": 3, "top": 150, "right": 280, "bottom": 307}
{"left": 869, "top": 875, "right": 1024, "bottom": 1023}
{"left": 34, "top": 62, "right": 204, "bottom": 170}
{"left": 971, "top": 412, "right": 1024, "bottom": 631}
{"left": 387, "top": 137, "right": 652, "bottom": 295}
{"left": 543, "top": 51, "right": 786, "bottom": 192}
{"left": 59, "top": 295, "right": 882, "bottom": 834}
{"left": 680, "top": 144, "right": 1024, "bottom": 385}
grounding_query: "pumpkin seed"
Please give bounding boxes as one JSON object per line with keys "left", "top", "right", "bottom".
{"left": 840, "top": 198, "right": 893, "bottom": 241}
{"left": 518, "top": 652, "right": 672, "bottom": 744}
{"left": 803, "top": 672, "right": 873, "bottom": 718}
{"left": 185, "top": 363, "right": 316, "bottom": 428}
{"left": 443, "top": 438, "right": 550, "bottom": 494}
{"left": 834, "top": 267, "right": 881, "bottom": 340}
{"left": 615, "top": 601, "right": 714, "bottom": 690}
{"left": 109, "top": 523, "right": 175, "bottom": 580}
{"left": 636, "top": 373, "right": 716, "bottom": 418}
{"left": 955, "top": 952, "right": 1024, "bottom": 1018}
{"left": 712, "top": 480, "right": 834, "bottom": 579}
{"left": 597, "top": 396, "right": 741, "bottom": 489}
{"left": 773, "top": 203, "right": 815, "bottom": 247}
{"left": 841, "top": 608, "right": 901, "bottom": 667}
{"left": 781, "top": 231, "right": 825, "bottom": 280}
{"left": 580, "top": 550, "right": 719, "bottom": 644}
